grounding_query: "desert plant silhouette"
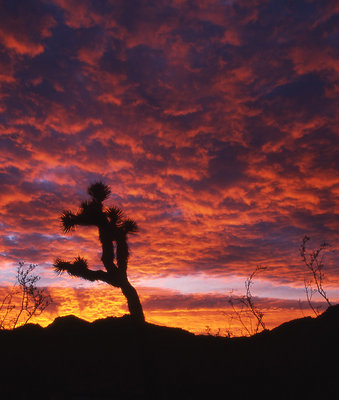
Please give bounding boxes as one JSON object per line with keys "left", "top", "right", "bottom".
{"left": 226, "top": 265, "right": 267, "bottom": 336}
{"left": 300, "top": 235, "right": 332, "bottom": 316}
{"left": 54, "top": 182, "right": 145, "bottom": 322}
{"left": 0, "top": 262, "right": 52, "bottom": 329}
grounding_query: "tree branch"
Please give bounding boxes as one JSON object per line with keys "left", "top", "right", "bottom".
{"left": 54, "top": 257, "right": 115, "bottom": 285}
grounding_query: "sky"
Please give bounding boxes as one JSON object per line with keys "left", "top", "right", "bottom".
{"left": 0, "top": 0, "right": 338, "bottom": 334}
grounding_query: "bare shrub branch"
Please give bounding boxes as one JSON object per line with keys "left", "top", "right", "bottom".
{"left": 0, "top": 262, "right": 52, "bottom": 330}
{"left": 226, "top": 266, "right": 267, "bottom": 336}
{"left": 300, "top": 236, "right": 331, "bottom": 316}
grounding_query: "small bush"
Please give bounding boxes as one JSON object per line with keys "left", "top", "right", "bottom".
{"left": 0, "top": 262, "right": 52, "bottom": 329}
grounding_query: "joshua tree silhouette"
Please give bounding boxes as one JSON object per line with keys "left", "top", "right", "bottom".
{"left": 54, "top": 182, "right": 145, "bottom": 322}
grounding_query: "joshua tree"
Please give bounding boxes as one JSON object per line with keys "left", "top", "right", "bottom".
{"left": 54, "top": 182, "right": 145, "bottom": 322}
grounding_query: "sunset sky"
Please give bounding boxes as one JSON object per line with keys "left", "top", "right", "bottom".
{"left": 0, "top": 0, "right": 338, "bottom": 334}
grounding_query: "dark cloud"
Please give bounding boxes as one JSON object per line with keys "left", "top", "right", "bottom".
{"left": 198, "top": 142, "right": 249, "bottom": 189}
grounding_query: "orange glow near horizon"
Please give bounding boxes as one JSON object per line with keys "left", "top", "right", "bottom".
{"left": 0, "top": 285, "right": 333, "bottom": 336}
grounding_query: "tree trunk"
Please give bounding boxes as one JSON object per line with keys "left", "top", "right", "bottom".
{"left": 120, "top": 279, "right": 145, "bottom": 322}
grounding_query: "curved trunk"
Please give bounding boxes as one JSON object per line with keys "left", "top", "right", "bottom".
{"left": 120, "top": 279, "right": 145, "bottom": 322}
{"left": 99, "top": 226, "right": 116, "bottom": 274}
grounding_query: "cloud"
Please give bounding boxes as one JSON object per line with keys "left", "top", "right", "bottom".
{"left": 0, "top": 0, "right": 56, "bottom": 57}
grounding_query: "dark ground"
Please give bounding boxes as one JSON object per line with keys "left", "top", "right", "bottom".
{"left": 1, "top": 305, "right": 339, "bottom": 399}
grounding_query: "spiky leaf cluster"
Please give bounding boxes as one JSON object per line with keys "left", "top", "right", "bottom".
{"left": 54, "top": 257, "right": 90, "bottom": 278}
{"left": 88, "top": 182, "right": 111, "bottom": 202}
{"left": 60, "top": 201, "right": 104, "bottom": 232}
{"left": 121, "top": 218, "right": 138, "bottom": 234}
{"left": 106, "top": 206, "right": 124, "bottom": 225}
{"left": 61, "top": 210, "right": 77, "bottom": 233}
{"left": 105, "top": 207, "right": 138, "bottom": 235}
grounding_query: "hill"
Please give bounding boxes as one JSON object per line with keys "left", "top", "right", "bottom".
{"left": 1, "top": 305, "right": 339, "bottom": 399}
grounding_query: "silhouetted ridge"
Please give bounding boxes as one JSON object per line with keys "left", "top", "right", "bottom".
{"left": 43, "top": 314, "right": 195, "bottom": 343}
{"left": 269, "top": 315, "right": 314, "bottom": 336}
{"left": 46, "top": 314, "right": 91, "bottom": 331}
{"left": 266, "top": 303, "right": 339, "bottom": 339}
{"left": 316, "top": 303, "right": 339, "bottom": 324}
{"left": 1, "top": 307, "right": 338, "bottom": 399}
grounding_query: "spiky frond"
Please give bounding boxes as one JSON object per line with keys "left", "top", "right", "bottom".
{"left": 122, "top": 218, "right": 139, "bottom": 234}
{"left": 53, "top": 258, "right": 72, "bottom": 275}
{"left": 54, "top": 257, "right": 109, "bottom": 283}
{"left": 88, "top": 182, "right": 111, "bottom": 202}
{"left": 53, "top": 257, "right": 93, "bottom": 279}
{"left": 61, "top": 201, "right": 105, "bottom": 231}
{"left": 106, "top": 206, "right": 124, "bottom": 225}
{"left": 61, "top": 210, "right": 77, "bottom": 233}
